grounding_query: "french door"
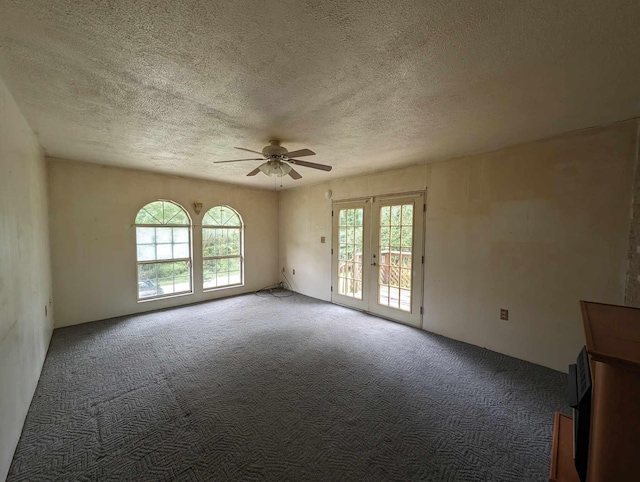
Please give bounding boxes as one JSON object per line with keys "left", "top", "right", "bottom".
{"left": 331, "top": 193, "right": 425, "bottom": 327}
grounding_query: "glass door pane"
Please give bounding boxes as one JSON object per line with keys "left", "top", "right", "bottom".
{"left": 332, "top": 200, "right": 370, "bottom": 311}
{"left": 337, "top": 207, "right": 364, "bottom": 299}
{"left": 377, "top": 203, "right": 413, "bottom": 312}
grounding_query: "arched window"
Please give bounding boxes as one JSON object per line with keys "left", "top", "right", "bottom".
{"left": 202, "top": 206, "right": 243, "bottom": 290}
{"left": 135, "top": 200, "right": 192, "bottom": 300}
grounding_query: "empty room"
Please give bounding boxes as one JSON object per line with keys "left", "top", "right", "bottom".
{"left": 1, "top": 1, "right": 640, "bottom": 481}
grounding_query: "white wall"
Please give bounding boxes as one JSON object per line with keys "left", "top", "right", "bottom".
{"left": 48, "top": 160, "right": 279, "bottom": 327}
{"left": 279, "top": 121, "right": 638, "bottom": 372}
{"left": 0, "top": 77, "right": 53, "bottom": 481}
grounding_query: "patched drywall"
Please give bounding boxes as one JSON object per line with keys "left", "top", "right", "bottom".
{"left": 0, "top": 76, "right": 53, "bottom": 481}
{"left": 1, "top": 1, "right": 640, "bottom": 188}
{"left": 48, "top": 160, "right": 279, "bottom": 327}
{"left": 279, "top": 121, "right": 638, "bottom": 372}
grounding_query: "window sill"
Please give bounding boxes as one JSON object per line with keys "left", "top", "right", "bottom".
{"left": 137, "top": 290, "right": 194, "bottom": 303}
{"left": 203, "top": 283, "right": 244, "bottom": 293}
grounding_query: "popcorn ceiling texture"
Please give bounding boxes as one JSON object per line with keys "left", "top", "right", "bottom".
{"left": 625, "top": 122, "right": 640, "bottom": 307}
{"left": 0, "top": 0, "right": 640, "bottom": 188}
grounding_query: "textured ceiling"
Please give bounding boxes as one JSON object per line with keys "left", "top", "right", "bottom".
{"left": 1, "top": 1, "right": 640, "bottom": 188}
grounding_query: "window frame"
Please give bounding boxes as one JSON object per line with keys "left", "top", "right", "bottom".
{"left": 134, "top": 200, "right": 194, "bottom": 302}
{"left": 202, "top": 205, "right": 244, "bottom": 291}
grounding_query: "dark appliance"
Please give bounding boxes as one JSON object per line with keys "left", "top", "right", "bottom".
{"left": 567, "top": 346, "right": 592, "bottom": 482}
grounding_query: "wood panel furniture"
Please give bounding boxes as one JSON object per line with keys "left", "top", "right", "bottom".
{"left": 550, "top": 301, "right": 640, "bottom": 482}
{"left": 550, "top": 413, "right": 580, "bottom": 482}
{"left": 581, "top": 301, "right": 640, "bottom": 482}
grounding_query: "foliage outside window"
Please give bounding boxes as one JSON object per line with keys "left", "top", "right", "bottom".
{"left": 135, "top": 200, "right": 192, "bottom": 300}
{"left": 202, "top": 206, "right": 243, "bottom": 290}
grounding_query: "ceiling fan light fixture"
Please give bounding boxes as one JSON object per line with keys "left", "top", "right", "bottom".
{"left": 259, "top": 161, "right": 291, "bottom": 177}
{"left": 215, "top": 142, "right": 331, "bottom": 179}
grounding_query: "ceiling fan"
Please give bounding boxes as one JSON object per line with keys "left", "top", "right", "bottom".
{"left": 214, "top": 140, "right": 332, "bottom": 180}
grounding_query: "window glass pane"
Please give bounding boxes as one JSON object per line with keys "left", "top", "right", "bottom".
{"left": 163, "top": 203, "right": 183, "bottom": 224}
{"left": 173, "top": 228, "right": 189, "bottom": 243}
{"left": 401, "top": 226, "right": 413, "bottom": 248}
{"left": 355, "top": 209, "right": 363, "bottom": 226}
{"left": 136, "top": 201, "right": 189, "bottom": 225}
{"left": 380, "top": 206, "right": 391, "bottom": 225}
{"left": 379, "top": 226, "right": 390, "bottom": 247}
{"left": 337, "top": 207, "right": 363, "bottom": 299}
{"left": 143, "top": 202, "right": 165, "bottom": 223}
{"left": 229, "top": 257, "right": 240, "bottom": 273}
{"left": 220, "top": 207, "right": 240, "bottom": 226}
{"left": 227, "top": 229, "right": 241, "bottom": 255}
{"left": 156, "top": 244, "right": 172, "bottom": 260}
{"left": 135, "top": 207, "right": 162, "bottom": 225}
{"left": 136, "top": 227, "right": 155, "bottom": 244}
{"left": 203, "top": 211, "right": 217, "bottom": 226}
{"left": 339, "top": 227, "right": 346, "bottom": 244}
{"left": 402, "top": 204, "right": 413, "bottom": 225}
{"left": 156, "top": 227, "right": 172, "bottom": 243}
{"left": 138, "top": 261, "right": 191, "bottom": 298}
{"left": 208, "top": 229, "right": 221, "bottom": 256}
{"left": 172, "top": 261, "right": 191, "bottom": 292}
{"left": 391, "top": 205, "right": 401, "bottom": 225}
{"left": 203, "top": 229, "right": 215, "bottom": 256}
{"left": 203, "top": 256, "right": 242, "bottom": 289}
{"left": 203, "top": 206, "right": 241, "bottom": 227}
{"left": 137, "top": 245, "right": 156, "bottom": 262}
{"left": 138, "top": 265, "right": 160, "bottom": 299}
{"left": 390, "top": 227, "right": 401, "bottom": 247}
{"left": 173, "top": 243, "right": 189, "bottom": 259}
{"left": 203, "top": 260, "right": 217, "bottom": 289}
{"left": 346, "top": 209, "right": 355, "bottom": 225}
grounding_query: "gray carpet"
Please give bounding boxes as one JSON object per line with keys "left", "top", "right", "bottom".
{"left": 8, "top": 293, "right": 569, "bottom": 481}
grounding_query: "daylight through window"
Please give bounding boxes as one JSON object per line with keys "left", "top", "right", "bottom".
{"left": 135, "top": 200, "right": 192, "bottom": 300}
{"left": 202, "top": 206, "right": 243, "bottom": 290}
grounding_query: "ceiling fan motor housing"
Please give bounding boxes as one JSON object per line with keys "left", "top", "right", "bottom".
{"left": 262, "top": 140, "right": 288, "bottom": 158}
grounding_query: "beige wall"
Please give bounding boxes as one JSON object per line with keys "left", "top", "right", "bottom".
{"left": 0, "top": 77, "right": 53, "bottom": 481}
{"left": 279, "top": 121, "right": 638, "bottom": 372}
{"left": 48, "top": 160, "right": 279, "bottom": 327}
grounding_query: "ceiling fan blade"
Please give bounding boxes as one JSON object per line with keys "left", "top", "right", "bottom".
{"left": 288, "top": 167, "right": 302, "bottom": 180}
{"left": 235, "top": 147, "right": 264, "bottom": 155}
{"left": 288, "top": 158, "right": 332, "bottom": 171}
{"left": 246, "top": 167, "right": 261, "bottom": 176}
{"left": 285, "top": 148, "right": 316, "bottom": 158}
{"left": 214, "top": 158, "right": 264, "bottom": 163}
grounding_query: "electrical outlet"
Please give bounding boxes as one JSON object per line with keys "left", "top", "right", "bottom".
{"left": 292, "top": 268, "right": 296, "bottom": 275}
{"left": 500, "top": 309, "right": 509, "bottom": 321}
{"left": 320, "top": 236, "right": 326, "bottom": 243}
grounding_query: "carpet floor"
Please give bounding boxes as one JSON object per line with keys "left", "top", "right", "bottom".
{"left": 8, "top": 293, "right": 569, "bottom": 481}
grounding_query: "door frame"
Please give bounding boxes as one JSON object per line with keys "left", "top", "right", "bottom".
{"left": 330, "top": 191, "right": 426, "bottom": 329}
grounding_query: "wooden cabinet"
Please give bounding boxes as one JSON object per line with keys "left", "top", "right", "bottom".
{"left": 550, "top": 413, "right": 580, "bottom": 482}
{"left": 551, "top": 302, "right": 640, "bottom": 482}
{"left": 581, "top": 301, "right": 640, "bottom": 482}
{"left": 549, "top": 301, "right": 640, "bottom": 482}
